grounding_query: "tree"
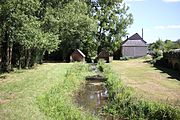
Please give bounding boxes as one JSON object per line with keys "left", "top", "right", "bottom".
{"left": 174, "top": 39, "right": 180, "bottom": 49}
{"left": 149, "top": 39, "right": 164, "bottom": 51}
{"left": 148, "top": 39, "right": 164, "bottom": 59}
{"left": 0, "top": 0, "right": 39, "bottom": 71}
{"left": 0, "top": 0, "right": 59, "bottom": 71}
{"left": 58, "top": 1, "right": 98, "bottom": 61}
{"left": 88, "top": 0, "right": 133, "bottom": 53}
{"left": 164, "top": 40, "right": 176, "bottom": 52}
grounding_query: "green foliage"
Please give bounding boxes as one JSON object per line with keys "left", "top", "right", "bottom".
{"left": 97, "top": 59, "right": 106, "bottom": 72}
{"left": 149, "top": 39, "right": 180, "bottom": 65}
{"left": 174, "top": 39, "right": 180, "bottom": 48}
{"left": 164, "top": 40, "right": 176, "bottom": 52}
{"left": 37, "top": 63, "right": 98, "bottom": 120}
{"left": 0, "top": 0, "right": 59, "bottom": 70}
{"left": 120, "top": 56, "right": 132, "bottom": 60}
{"left": 58, "top": 1, "right": 98, "bottom": 60}
{"left": 0, "top": 0, "right": 134, "bottom": 69}
{"left": 98, "top": 63, "right": 180, "bottom": 120}
{"left": 149, "top": 39, "right": 165, "bottom": 64}
{"left": 89, "top": 0, "right": 133, "bottom": 53}
{"left": 149, "top": 39, "right": 179, "bottom": 55}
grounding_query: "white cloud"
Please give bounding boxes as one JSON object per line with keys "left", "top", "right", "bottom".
{"left": 167, "top": 25, "right": 180, "bottom": 29}
{"left": 155, "top": 25, "right": 180, "bottom": 29}
{"left": 155, "top": 26, "right": 166, "bottom": 30}
{"left": 125, "top": 0, "right": 145, "bottom": 2}
{"left": 163, "top": 0, "right": 180, "bottom": 2}
{"left": 144, "top": 28, "right": 151, "bottom": 32}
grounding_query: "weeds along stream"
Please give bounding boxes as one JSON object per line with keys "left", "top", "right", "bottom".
{"left": 37, "top": 62, "right": 180, "bottom": 120}
{"left": 98, "top": 61, "right": 180, "bottom": 120}
{"left": 37, "top": 63, "right": 99, "bottom": 120}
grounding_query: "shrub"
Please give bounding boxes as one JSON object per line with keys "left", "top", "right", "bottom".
{"left": 97, "top": 59, "right": 106, "bottom": 72}
{"left": 120, "top": 56, "right": 130, "bottom": 60}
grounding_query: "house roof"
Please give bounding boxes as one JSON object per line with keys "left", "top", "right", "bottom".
{"left": 75, "top": 49, "right": 86, "bottom": 57}
{"left": 122, "top": 33, "right": 147, "bottom": 47}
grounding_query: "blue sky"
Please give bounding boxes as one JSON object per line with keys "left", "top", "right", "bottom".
{"left": 124, "top": 0, "right": 180, "bottom": 43}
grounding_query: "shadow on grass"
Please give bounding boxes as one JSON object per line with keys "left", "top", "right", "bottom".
{"left": 0, "top": 71, "right": 7, "bottom": 79}
{"left": 143, "top": 60, "right": 152, "bottom": 63}
{"left": 153, "top": 65, "right": 180, "bottom": 81}
{"left": 44, "top": 60, "right": 69, "bottom": 63}
{"left": 143, "top": 58, "right": 180, "bottom": 81}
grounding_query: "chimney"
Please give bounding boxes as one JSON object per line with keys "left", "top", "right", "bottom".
{"left": 142, "top": 28, "right": 144, "bottom": 39}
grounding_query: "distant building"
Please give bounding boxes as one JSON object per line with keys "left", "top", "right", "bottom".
{"left": 121, "top": 33, "right": 148, "bottom": 57}
{"left": 70, "top": 49, "right": 85, "bottom": 62}
{"left": 97, "top": 49, "right": 109, "bottom": 63}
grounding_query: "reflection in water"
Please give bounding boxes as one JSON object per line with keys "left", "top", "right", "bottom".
{"left": 76, "top": 80, "right": 108, "bottom": 115}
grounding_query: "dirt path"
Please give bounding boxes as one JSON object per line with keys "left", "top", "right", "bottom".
{"left": 111, "top": 58, "right": 180, "bottom": 106}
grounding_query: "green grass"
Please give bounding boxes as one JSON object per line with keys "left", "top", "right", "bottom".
{"left": 98, "top": 61, "right": 180, "bottom": 120}
{"left": 0, "top": 63, "right": 72, "bottom": 120}
{"left": 37, "top": 63, "right": 98, "bottom": 120}
{"left": 1, "top": 58, "right": 180, "bottom": 120}
{"left": 111, "top": 57, "right": 180, "bottom": 105}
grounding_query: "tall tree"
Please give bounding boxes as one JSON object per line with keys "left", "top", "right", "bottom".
{"left": 0, "top": 0, "right": 59, "bottom": 71}
{"left": 88, "top": 0, "right": 133, "bottom": 53}
{"left": 58, "top": 1, "right": 98, "bottom": 61}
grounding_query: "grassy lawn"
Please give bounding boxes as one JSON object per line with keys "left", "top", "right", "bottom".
{"left": 111, "top": 57, "right": 180, "bottom": 106}
{"left": 0, "top": 63, "right": 72, "bottom": 120}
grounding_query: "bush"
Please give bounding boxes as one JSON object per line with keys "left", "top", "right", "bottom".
{"left": 97, "top": 59, "right": 106, "bottom": 72}
{"left": 120, "top": 56, "right": 130, "bottom": 60}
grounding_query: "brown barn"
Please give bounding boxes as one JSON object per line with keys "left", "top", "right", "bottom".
{"left": 121, "top": 33, "right": 147, "bottom": 57}
{"left": 97, "top": 49, "right": 109, "bottom": 63}
{"left": 70, "top": 49, "right": 85, "bottom": 62}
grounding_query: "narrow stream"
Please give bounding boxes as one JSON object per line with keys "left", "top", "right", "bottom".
{"left": 76, "top": 64, "right": 108, "bottom": 116}
{"left": 76, "top": 64, "right": 124, "bottom": 120}
{"left": 76, "top": 77, "right": 108, "bottom": 115}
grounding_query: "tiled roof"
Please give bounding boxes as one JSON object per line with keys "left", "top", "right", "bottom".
{"left": 122, "top": 33, "right": 147, "bottom": 47}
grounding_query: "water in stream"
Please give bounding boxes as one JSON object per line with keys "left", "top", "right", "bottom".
{"left": 76, "top": 77, "right": 108, "bottom": 115}
{"left": 76, "top": 64, "right": 123, "bottom": 120}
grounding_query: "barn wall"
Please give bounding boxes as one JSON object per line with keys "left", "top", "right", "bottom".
{"left": 134, "top": 47, "right": 147, "bottom": 57}
{"left": 122, "top": 46, "right": 147, "bottom": 57}
{"left": 122, "top": 47, "right": 134, "bottom": 57}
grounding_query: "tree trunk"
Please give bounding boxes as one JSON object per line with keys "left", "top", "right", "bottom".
{"left": 39, "top": 50, "right": 45, "bottom": 64}
{"left": 98, "top": 25, "right": 103, "bottom": 54}
{"left": 29, "top": 48, "right": 37, "bottom": 67}
{"left": 1, "top": 30, "right": 12, "bottom": 72}
{"left": 25, "top": 49, "right": 31, "bottom": 69}
{"left": 18, "top": 48, "right": 23, "bottom": 69}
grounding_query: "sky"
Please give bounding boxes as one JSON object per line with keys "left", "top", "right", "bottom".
{"left": 124, "top": 0, "right": 180, "bottom": 43}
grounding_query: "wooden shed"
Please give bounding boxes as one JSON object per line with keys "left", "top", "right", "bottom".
{"left": 70, "top": 49, "right": 85, "bottom": 62}
{"left": 97, "top": 49, "right": 109, "bottom": 63}
{"left": 121, "top": 33, "right": 147, "bottom": 57}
